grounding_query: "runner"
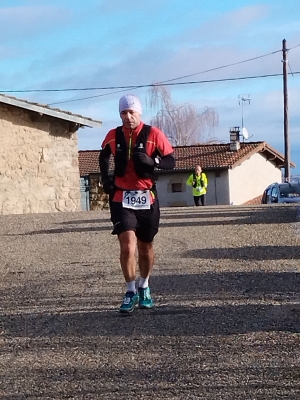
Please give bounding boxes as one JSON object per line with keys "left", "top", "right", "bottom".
{"left": 99, "top": 94, "right": 175, "bottom": 313}
{"left": 186, "top": 165, "right": 208, "bottom": 206}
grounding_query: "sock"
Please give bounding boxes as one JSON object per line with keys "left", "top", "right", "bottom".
{"left": 138, "top": 277, "right": 149, "bottom": 289}
{"left": 126, "top": 280, "right": 136, "bottom": 293}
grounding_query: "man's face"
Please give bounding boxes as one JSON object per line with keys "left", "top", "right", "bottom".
{"left": 195, "top": 166, "right": 202, "bottom": 175}
{"left": 120, "top": 109, "right": 141, "bottom": 130}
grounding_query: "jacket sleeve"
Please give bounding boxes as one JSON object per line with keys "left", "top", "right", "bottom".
{"left": 186, "top": 174, "right": 193, "bottom": 186}
{"left": 99, "top": 144, "right": 112, "bottom": 182}
{"left": 203, "top": 173, "right": 208, "bottom": 188}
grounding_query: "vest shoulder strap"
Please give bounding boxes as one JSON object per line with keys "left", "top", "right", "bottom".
{"left": 114, "top": 126, "right": 127, "bottom": 177}
{"left": 134, "top": 124, "right": 151, "bottom": 151}
{"left": 115, "top": 126, "right": 127, "bottom": 149}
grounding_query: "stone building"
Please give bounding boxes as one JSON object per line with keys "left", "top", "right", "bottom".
{"left": 78, "top": 150, "right": 108, "bottom": 211}
{"left": 0, "top": 94, "right": 102, "bottom": 215}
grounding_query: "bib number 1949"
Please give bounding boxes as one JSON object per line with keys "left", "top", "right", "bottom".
{"left": 122, "top": 190, "right": 151, "bottom": 210}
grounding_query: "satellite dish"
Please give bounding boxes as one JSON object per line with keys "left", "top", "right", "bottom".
{"left": 241, "top": 127, "right": 249, "bottom": 140}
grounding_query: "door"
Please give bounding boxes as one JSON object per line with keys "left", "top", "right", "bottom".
{"left": 80, "top": 176, "right": 90, "bottom": 211}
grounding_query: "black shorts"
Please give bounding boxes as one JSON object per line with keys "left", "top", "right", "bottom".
{"left": 109, "top": 198, "right": 160, "bottom": 243}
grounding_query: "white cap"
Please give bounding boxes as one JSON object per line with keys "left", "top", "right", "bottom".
{"left": 119, "top": 94, "right": 142, "bottom": 115}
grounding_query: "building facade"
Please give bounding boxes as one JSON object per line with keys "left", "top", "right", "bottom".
{"left": 0, "top": 94, "right": 102, "bottom": 215}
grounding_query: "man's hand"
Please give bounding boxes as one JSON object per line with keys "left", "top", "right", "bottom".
{"left": 132, "top": 152, "right": 154, "bottom": 167}
{"left": 102, "top": 179, "right": 115, "bottom": 195}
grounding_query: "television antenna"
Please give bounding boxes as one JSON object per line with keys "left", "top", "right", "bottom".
{"left": 238, "top": 94, "right": 252, "bottom": 141}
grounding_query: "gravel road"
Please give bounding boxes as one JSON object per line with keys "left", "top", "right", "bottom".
{"left": 0, "top": 205, "right": 299, "bottom": 399}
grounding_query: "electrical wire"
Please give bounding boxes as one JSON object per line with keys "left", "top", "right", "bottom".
{"left": 1, "top": 44, "right": 300, "bottom": 107}
{"left": 0, "top": 47, "right": 289, "bottom": 94}
{"left": 155, "top": 49, "right": 282, "bottom": 84}
{"left": 48, "top": 87, "right": 140, "bottom": 105}
{"left": 288, "top": 62, "right": 300, "bottom": 97}
{"left": 48, "top": 72, "right": 300, "bottom": 106}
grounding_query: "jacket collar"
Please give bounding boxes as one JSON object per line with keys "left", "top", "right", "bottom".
{"left": 122, "top": 121, "right": 144, "bottom": 135}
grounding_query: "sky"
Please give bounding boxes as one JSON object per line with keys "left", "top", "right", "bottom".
{"left": 1, "top": 0, "right": 300, "bottom": 175}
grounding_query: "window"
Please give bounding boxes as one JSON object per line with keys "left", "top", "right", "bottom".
{"left": 270, "top": 187, "right": 278, "bottom": 203}
{"left": 265, "top": 188, "right": 271, "bottom": 203}
{"left": 171, "top": 183, "right": 182, "bottom": 192}
{"left": 279, "top": 184, "right": 300, "bottom": 198}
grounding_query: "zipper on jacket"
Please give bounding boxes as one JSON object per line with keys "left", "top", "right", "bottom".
{"left": 128, "top": 130, "right": 132, "bottom": 159}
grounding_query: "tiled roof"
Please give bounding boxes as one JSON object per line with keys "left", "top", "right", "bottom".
{"left": 243, "top": 195, "right": 263, "bottom": 205}
{"left": 173, "top": 142, "right": 286, "bottom": 170}
{"left": 78, "top": 150, "right": 100, "bottom": 176}
{"left": 78, "top": 141, "right": 290, "bottom": 176}
{"left": 0, "top": 93, "right": 102, "bottom": 128}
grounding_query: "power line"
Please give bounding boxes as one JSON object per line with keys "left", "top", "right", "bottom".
{"left": 289, "top": 42, "right": 300, "bottom": 50}
{"left": 1, "top": 47, "right": 293, "bottom": 94}
{"left": 1, "top": 44, "right": 300, "bottom": 106}
{"left": 156, "top": 49, "right": 283, "bottom": 84}
{"left": 49, "top": 87, "right": 140, "bottom": 105}
{"left": 288, "top": 62, "right": 300, "bottom": 97}
{"left": 48, "top": 72, "right": 300, "bottom": 106}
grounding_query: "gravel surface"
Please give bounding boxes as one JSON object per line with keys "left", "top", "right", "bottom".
{"left": 0, "top": 204, "right": 300, "bottom": 399}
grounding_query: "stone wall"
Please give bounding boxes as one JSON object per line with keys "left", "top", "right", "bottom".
{"left": 0, "top": 103, "right": 81, "bottom": 215}
{"left": 89, "top": 174, "right": 109, "bottom": 210}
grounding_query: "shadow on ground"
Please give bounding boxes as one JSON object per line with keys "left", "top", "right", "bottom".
{"left": 183, "top": 245, "right": 300, "bottom": 260}
{"left": 10, "top": 205, "right": 298, "bottom": 235}
{"left": 1, "top": 271, "right": 299, "bottom": 339}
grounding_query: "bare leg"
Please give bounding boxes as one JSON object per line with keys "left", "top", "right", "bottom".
{"left": 137, "top": 239, "right": 154, "bottom": 279}
{"left": 118, "top": 230, "right": 137, "bottom": 282}
{"left": 136, "top": 239, "right": 154, "bottom": 308}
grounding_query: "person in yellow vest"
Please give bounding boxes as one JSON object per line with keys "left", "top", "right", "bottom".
{"left": 186, "top": 165, "right": 208, "bottom": 206}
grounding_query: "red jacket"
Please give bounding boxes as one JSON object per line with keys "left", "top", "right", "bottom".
{"left": 101, "top": 121, "right": 173, "bottom": 202}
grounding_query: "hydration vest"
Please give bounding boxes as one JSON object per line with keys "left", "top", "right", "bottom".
{"left": 114, "top": 124, "right": 156, "bottom": 179}
{"left": 193, "top": 173, "right": 204, "bottom": 188}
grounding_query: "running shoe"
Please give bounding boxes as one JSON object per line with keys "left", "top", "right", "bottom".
{"left": 138, "top": 287, "right": 154, "bottom": 309}
{"left": 119, "top": 291, "right": 139, "bottom": 313}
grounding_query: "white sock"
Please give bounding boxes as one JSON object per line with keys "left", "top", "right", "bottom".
{"left": 126, "top": 280, "right": 136, "bottom": 293}
{"left": 138, "top": 277, "right": 149, "bottom": 289}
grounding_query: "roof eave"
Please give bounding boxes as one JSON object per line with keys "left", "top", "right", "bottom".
{"left": 0, "top": 94, "right": 102, "bottom": 128}
{"left": 261, "top": 144, "right": 296, "bottom": 168}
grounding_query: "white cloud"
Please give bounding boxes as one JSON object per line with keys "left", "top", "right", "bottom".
{"left": 0, "top": 6, "right": 71, "bottom": 42}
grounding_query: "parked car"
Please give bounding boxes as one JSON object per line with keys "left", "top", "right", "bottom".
{"left": 262, "top": 182, "right": 300, "bottom": 204}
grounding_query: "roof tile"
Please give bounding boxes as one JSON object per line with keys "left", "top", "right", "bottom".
{"left": 78, "top": 142, "right": 287, "bottom": 176}
{"left": 78, "top": 150, "right": 100, "bottom": 176}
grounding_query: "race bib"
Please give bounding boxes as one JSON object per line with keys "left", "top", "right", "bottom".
{"left": 122, "top": 190, "right": 151, "bottom": 210}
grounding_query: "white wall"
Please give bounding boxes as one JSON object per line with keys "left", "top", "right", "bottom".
{"left": 228, "top": 153, "right": 282, "bottom": 205}
{"left": 156, "top": 170, "right": 230, "bottom": 207}
{"left": 156, "top": 172, "right": 190, "bottom": 207}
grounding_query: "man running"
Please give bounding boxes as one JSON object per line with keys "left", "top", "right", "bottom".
{"left": 99, "top": 94, "right": 175, "bottom": 313}
{"left": 186, "top": 165, "right": 208, "bottom": 206}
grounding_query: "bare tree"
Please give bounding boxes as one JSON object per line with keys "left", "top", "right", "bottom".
{"left": 147, "top": 85, "right": 219, "bottom": 146}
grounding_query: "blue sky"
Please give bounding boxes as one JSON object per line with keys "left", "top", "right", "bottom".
{"left": 1, "top": 0, "right": 300, "bottom": 174}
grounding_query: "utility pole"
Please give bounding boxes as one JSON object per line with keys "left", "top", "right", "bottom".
{"left": 282, "top": 39, "right": 290, "bottom": 182}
